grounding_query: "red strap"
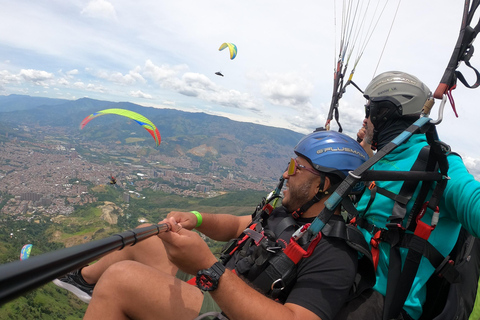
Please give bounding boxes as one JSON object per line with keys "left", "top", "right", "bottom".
{"left": 284, "top": 239, "right": 307, "bottom": 264}
{"left": 291, "top": 209, "right": 300, "bottom": 219}
{"left": 370, "top": 230, "right": 382, "bottom": 272}
{"left": 414, "top": 219, "right": 434, "bottom": 240}
{"left": 227, "top": 223, "right": 258, "bottom": 256}
{"left": 414, "top": 202, "right": 436, "bottom": 240}
{"left": 303, "top": 233, "right": 322, "bottom": 258}
{"left": 284, "top": 233, "right": 322, "bottom": 264}
{"left": 262, "top": 204, "right": 274, "bottom": 215}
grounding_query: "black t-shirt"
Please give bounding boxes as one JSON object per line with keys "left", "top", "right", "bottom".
{"left": 233, "top": 207, "right": 358, "bottom": 320}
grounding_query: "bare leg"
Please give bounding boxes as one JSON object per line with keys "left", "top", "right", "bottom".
{"left": 82, "top": 224, "right": 177, "bottom": 284}
{"left": 84, "top": 261, "right": 203, "bottom": 320}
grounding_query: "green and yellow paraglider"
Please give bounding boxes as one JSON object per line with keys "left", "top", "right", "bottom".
{"left": 80, "top": 108, "right": 161, "bottom": 146}
{"left": 216, "top": 42, "right": 237, "bottom": 77}
{"left": 218, "top": 42, "right": 237, "bottom": 60}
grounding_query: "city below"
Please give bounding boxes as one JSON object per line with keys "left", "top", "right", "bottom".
{"left": 0, "top": 124, "right": 283, "bottom": 222}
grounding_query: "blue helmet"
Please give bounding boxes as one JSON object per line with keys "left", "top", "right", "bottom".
{"left": 294, "top": 130, "right": 368, "bottom": 181}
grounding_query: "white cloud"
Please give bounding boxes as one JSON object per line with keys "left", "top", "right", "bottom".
{"left": 130, "top": 90, "right": 152, "bottom": 99}
{"left": 81, "top": 0, "right": 117, "bottom": 21}
{"left": 162, "top": 100, "right": 176, "bottom": 106}
{"left": 19, "top": 69, "right": 54, "bottom": 85}
{"left": 57, "top": 78, "right": 70, "bottom": 86}
{"left": 259, "top": 72, "right": 314, "bottom": 111}
{"left": 73, "top": 81, "right": 106, "bottom": 93}
{"left": 143, "top": 60, "right": 187, "bottom": 83}
{"left": 463, "top": 156, "right": 480, "bottom": 181}
{"left": 0, "top": 70, "right": 22, "bottom": 85}
{"left": 167, "top": 72, "right": 263, "bottom": 112}
{"left": 95, "top": 68, "right": 146, "bottom": 86}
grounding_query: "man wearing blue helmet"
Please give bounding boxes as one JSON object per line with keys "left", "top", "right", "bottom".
{"left": 345, "top": 71, "right": 480, "bottom": 320}
{"left": 56, "top": 130, "right": 371, "bottom": 320}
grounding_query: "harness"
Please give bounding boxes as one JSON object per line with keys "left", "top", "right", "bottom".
{"left": 351, "top": 124, "right": 461, "bottom": 320}
{"left": 219, "top": 197, "right": 375, "bottom": 303}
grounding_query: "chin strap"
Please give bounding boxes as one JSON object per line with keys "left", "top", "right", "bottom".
{"left": 291, "top": 173, "right": 332, "bottom": 219}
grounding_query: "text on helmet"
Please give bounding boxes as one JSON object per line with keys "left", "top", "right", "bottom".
{"left": 316, "top": 147, "right": 367, "bottom": 159}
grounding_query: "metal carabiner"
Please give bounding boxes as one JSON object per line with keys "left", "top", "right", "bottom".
{"left": 429, "top": 94, "right": 447, "bottom": 125}
{"left": 271, "top": 278, "right": 285, "bottom": 291}
{"left": 417, "top": 202, "right": 440, "bottom": 227}
{"left": 292, "top": 223, "right": 311, "bottom": 241}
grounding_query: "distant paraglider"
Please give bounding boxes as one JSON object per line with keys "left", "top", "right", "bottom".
{"left": 109, "top": 176, "right": 117, "bottom": 185}
{"left": 218, "top": 42, "right": 237, "bottom": 60}
{"left": 20, "top": 244, "right": 32, "bottom": 261}
{"left": 80, "top": 108, "right": 161, "bottom": 146}
{"left": 216, "top": 42, "right": 237, "bottom": 77}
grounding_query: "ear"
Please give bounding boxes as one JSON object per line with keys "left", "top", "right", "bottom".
{"left": 322, "top": 176, "right": 332, "bottom": 194}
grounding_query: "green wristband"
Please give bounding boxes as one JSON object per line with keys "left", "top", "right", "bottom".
{"left": 190, "top": 211, "right": 203, "bottom": 228}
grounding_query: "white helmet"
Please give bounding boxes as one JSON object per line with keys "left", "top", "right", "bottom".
{"left": 364, "top": 71, "right": 432, "bottom": 124}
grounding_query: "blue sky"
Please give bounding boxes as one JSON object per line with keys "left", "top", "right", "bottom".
{"left": 2, "top": 0, "right": 480, "bottom": 177}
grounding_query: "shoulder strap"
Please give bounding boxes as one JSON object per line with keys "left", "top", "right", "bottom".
{"left": 323, "top": 219, "right": 376, "bottom": 300}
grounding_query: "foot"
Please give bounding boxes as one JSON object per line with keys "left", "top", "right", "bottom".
{"left": 53, "top": 268, "right": 95, "bottom": 303}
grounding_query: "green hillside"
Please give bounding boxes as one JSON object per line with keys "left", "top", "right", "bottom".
{"left": 0, "top": 187, "right": 264, "bottom": 319}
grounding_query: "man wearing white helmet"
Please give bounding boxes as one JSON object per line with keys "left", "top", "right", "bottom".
{"left": 347, "top": 71, "right": 480, "bottom": 320}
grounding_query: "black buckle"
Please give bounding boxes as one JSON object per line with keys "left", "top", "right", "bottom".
{"left": 384, "top": 223, "right": 405, "bottom": 246}
{"left": 435, "top": 255, "right": 460, "bottom": 283}
{"left": 386, "top": 222, "right": 405, "bottom": 231}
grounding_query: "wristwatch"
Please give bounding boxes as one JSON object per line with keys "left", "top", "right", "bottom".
{"left": 196, "top": 261, "right": 226, "bottom": 291}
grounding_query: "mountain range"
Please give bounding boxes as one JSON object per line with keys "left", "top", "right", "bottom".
{"left": 0, "top": 94, "right": 305, "bottom": 183}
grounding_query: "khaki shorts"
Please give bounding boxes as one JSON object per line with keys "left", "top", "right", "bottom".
{"left": 175, "top": 269, "right": 223, "bottom": 318}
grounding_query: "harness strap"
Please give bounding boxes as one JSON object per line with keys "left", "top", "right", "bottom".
{"left": 323, "top": 219, "right": 377, "bottom": 300}
{"left": 273, "top": 216, "right": 296, "bottom": 239}
{"left": 291, "top": 189, "right": 324, "bottom": 219}
{"left": 355, "top": 217, "right": 460, "bottom": 285}
{"left": 251, "top": 234, "right": 322, "bottom": 300}
{"left": 389, "top": 145, "right": 431, "bottom": 222}
{"left": 384, "top": 216, "right": 436, "bottom": 320}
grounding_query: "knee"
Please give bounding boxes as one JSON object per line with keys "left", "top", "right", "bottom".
{"left": 95, "top": 261, "right": 138, "bottom": 294}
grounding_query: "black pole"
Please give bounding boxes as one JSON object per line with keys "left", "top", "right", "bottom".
{"left": 0, "top": 223, "right": 170, "bottom": 306}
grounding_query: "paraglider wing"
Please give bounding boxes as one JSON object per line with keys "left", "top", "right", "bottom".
{"left": 20, "top": 244, "right": 32, "bottom": 261}
{"left": 218, "top": 42, "right": 237, "bottom": 60}
{"left": 80, "top": 108, "right": 161, "bottom": 146}
{"left": 215, "top": 72, "right": 224, "bottom": 77}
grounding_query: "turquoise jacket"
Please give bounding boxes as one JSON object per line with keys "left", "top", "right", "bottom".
{"left": 356, "top": 134, "right": 480, "bottom": 319}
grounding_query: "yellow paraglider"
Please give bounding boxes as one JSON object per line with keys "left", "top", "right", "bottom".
{"left": 219, "top": 42, "right": 237, "bottom": 60}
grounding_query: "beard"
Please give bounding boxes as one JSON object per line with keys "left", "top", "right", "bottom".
{"left": 282, "top": 178, "right": 315, "bottom": 213}
{"left": 364, "top": 122, "right": 374, "bottom": 145}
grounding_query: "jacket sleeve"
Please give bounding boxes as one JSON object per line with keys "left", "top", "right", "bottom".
{"left": 442, "top": 154, "right": 480, "bottom": 238}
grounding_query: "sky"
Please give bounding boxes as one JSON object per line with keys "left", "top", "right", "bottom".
{"left": 1, "top": 0, "right": 480, "bottom": 176}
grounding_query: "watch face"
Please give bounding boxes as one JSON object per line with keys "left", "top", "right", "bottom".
{"left": 197, "top": 273, "right": 217, "bottom": 291}
{"left": 196, "top": 262, "right": 225, "bottom": 291}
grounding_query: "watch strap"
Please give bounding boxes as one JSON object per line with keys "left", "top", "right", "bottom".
{"left": 210, "top": 261, "right": 226, "bottom": 276}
